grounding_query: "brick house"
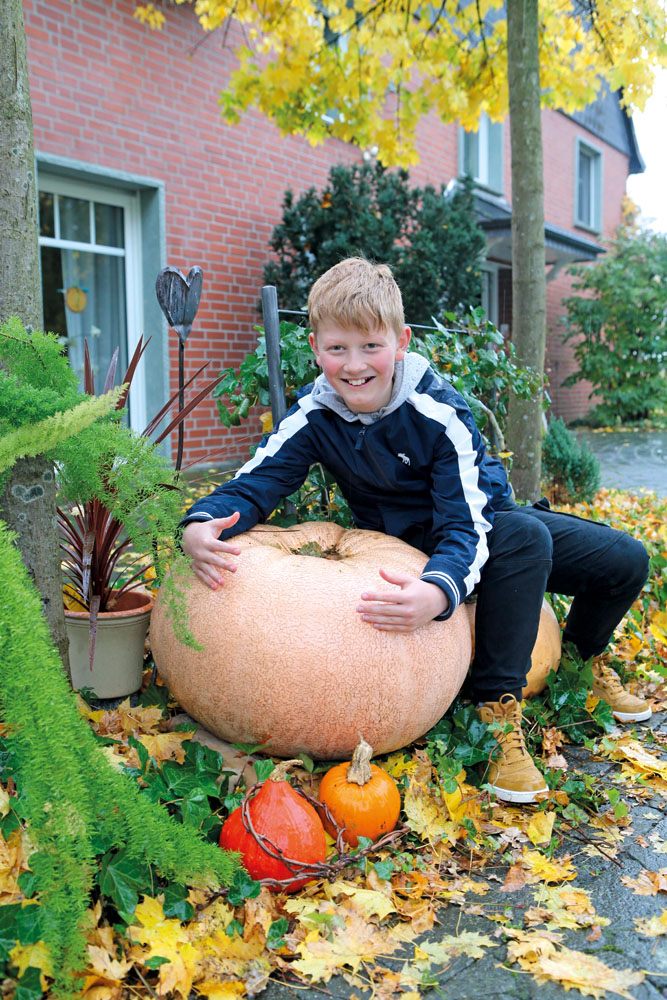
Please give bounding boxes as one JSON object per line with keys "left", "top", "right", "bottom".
{"left": 23, "top": 0, "right": 644, "bottom": 467}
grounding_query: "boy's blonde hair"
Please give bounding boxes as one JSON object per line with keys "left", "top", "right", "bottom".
{"left": 308, "top": 257, "right": 405, "bottom": 340}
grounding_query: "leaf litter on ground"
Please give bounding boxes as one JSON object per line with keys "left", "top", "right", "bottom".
{"left": 2, "top": 488, "right": 667, "bottom": 999}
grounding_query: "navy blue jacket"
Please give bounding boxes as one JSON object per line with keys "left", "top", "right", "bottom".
{"left": 182, "top": 365, "right": 513, "bottom": 620}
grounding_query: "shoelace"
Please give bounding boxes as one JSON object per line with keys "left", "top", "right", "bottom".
{"left": 594, "top": 665, "right": 624, "bottom": 694}
{"left": 498, "top": 712, "right": 531, "bottom": 762}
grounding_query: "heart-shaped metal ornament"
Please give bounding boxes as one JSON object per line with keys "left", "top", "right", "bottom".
{"left": 155, "top": 266, "right": 203, "bottom": 343}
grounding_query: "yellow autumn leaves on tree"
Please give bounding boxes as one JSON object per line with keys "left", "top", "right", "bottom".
{"left": 134, "top": 0, "right": 667, "bottom": 166}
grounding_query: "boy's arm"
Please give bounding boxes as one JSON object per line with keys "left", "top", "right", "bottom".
{"left": 181, "top": 399, "right": 319, "bottom": 537}
{"left": 418, "top": 403, "right": 495, "bottom": 621}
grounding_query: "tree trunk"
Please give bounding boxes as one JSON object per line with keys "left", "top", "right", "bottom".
{"left": 0, "top": 0, "right": 70, "bottom": 677}
{"left": 505, "top": 0, "right": 547, "bottom": 502}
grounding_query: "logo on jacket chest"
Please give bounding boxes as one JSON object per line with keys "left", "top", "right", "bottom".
{"left": 397, "top": 452, "right": 411, "bottom": 466}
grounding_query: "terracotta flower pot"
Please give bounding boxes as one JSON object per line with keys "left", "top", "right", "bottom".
{"left": 65, "top": 589, "right": 154, "bottom": 699}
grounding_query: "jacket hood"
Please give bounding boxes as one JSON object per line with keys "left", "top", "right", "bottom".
{"left": 310, "top": 351, "right": 431, "bottom": 425}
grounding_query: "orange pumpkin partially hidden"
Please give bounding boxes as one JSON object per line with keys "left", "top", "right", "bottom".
{"left": 318, "top": 737, "right": 401, "bottom": 847}
{"left": 465, "top": 598, "right": 561, "bottom": 697}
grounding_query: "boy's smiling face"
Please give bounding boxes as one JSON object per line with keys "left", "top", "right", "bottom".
{"left": 309, "top": 324, "right": 411, "bottom": 413}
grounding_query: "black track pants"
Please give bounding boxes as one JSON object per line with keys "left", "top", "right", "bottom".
{"left": 469, "top": 499, "right": 649, "bottom": 703}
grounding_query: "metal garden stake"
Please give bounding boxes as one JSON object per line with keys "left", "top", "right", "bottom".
{"left": 155, "top": 266, "right": 203, "bottom": 471}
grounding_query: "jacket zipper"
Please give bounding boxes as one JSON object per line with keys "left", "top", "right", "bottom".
{"left": 354, "top": 427, "right": 367, "bottom": 451}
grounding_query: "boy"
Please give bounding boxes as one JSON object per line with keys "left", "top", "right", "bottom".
{"left": 182, "top": 257, "right": 650, "bottom": 804}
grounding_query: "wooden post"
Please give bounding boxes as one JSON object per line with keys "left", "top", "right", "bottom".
{"left": 261, "top": 285, "right": 288, "bottom": 425}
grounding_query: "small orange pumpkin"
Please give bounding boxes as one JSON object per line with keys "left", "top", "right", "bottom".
{"left": 318, "top": 737, "right": 401, "bottom": 847}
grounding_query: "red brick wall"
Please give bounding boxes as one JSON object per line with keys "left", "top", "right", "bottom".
{"left": 24, "top": 0, "right": 632, "bottom": 463}
{"left": 25, "top": 0, "right": 367, "bottom": 467}
{"left": 541, "top": 109, "right": 630, "bottom": 421}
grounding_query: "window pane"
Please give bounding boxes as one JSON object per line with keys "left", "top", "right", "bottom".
{"left": 578, "top": 149, "right": 592, "bottom": 226}
{"left": 463, "top": 130, "right": 479, "bottom": 179}
{"left": 57, "top": 250, "right": 128, "bottom": 407}
{"left": 60, "top": 196, "right": 90, "bottom": 243}
{"left": 487, "top": 121, "right": 503, "bottom": 192}
{"left": 39, "top": 192, "right": 55, "bottom": 238}
{"left": 40, "top": 246, "right": 66, "bottom": 335}
{"left": 94, "top": 202, "right": 124, "bottom": 248}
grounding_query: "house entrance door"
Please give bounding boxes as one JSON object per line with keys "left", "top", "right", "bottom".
{"left": 38, "top": 176, "right": 144, "bottom": 428}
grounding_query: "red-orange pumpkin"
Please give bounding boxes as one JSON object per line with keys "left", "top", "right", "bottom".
{"left": 318, "top": 737, "right": 401, "bottom": 847}
{"left": 219, "top": 760, "right": 327, "bottom": 892}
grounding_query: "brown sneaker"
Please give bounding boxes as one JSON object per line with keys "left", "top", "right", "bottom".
{"left": 592, "top": 661, "right": 651, "bottom": 723}
{"left": 477, "top": 694, "right": 548, "bottom": 804}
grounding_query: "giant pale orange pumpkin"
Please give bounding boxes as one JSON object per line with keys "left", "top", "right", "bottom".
{"left": 465, "top": 598, "right": 561, "bottom": 697}
{"left": 151, "top": 522, "right": 472, "bottom": 760}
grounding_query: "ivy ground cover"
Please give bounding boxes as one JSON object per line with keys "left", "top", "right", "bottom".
{"left": 2, "top": 488, "right": 667, "bottom": 1000}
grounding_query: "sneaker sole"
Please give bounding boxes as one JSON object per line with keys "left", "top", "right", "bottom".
{"left": 612, "top": 707, "right": 652, "bottom": 723}
{"left": 488, "top": 783, "right": 548, "bottom": 804}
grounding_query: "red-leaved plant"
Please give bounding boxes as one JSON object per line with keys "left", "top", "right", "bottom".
{"left": 58, "top": 336, "right": 220, "bottom": 668}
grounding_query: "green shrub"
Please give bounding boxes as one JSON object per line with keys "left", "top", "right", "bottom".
{"left": 562, "top": 225, "right": 667, "bottom": 425}
{"left": 263, "top": 162, "right": 486, "bottom": 326}
{"left": 541, "top": 418, "right": 601, "bottom": 503}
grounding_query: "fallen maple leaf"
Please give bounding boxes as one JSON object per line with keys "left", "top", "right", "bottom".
{"left": 517, "top": 942, "right": 644, "bottom": 998}
{"left": 520, "top": 849, "right": 577, "bottom": 884}
{"left": 414, "top": 931, "right": 494, "bottom": 966}
{"left": 634, "top": 909, "right": 667, "bottom": 937}
{"left": 620, "top": 868, "right": 667, "bottom": 895}
{"left": 648, "top": 831, "right": 667, "bottom": 854}
{"left": 0, "top": 828, "right": 32, "bottom": 903}
{"left": 127, "top": 730, "right": 192, "bottom": 766}
{"left": 527, "top": 810, "right": 555, "bottom": 846}
{"left": 528, "top": 886, "right": 609, "bottom": 931}
{"left": 291, "top": 911, "right": 414, "bottom": 982}
{"left": 321, "top": 881, "right": 395, "bottom": 921}
{"left": 383, "top": 753, "right": 418, "bottom": 779}
{"left": 541, "top": 727, "right": 565, "bottom": 757}
{"left": 500, "top": 865, "right": 527, "bottom": 893}
{"left": 129, "top": 895, "right": 203, "bottom": 997}
{"left": 84, "top": 944, "right": 133, "bottom": 985}
{"left": 9, "top": 940, "right": 53, "bottom": 987}
{"left": 403, "top": 777, "right": 457, "bottom": 845}
{"left": 195, "top": 981, "right": 247, "bottom": 1000}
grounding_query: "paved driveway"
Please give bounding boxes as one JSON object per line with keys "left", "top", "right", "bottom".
{"left": 574, "top": 429, "right": 667, "bottom": 497}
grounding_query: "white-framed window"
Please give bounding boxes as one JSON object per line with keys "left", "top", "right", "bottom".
{"left": 575, "top": 137, "right": 602, "bottom": 233}
{"left": 458, "top": 114, "right": 504, "bottom": 193}
{"left": 38, "top": 175, "right": 146, "bottom": 430}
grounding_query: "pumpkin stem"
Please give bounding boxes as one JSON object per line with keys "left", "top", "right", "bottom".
{"left": 269, "top": 759, "right": 304, "bottom": 782}
{"left": 346, "top": 736, "right": 374, "bottom": 786}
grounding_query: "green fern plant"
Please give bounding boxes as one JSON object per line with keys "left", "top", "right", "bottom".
{"left": 0, "top": 521, "right": 239, "bottom": 997}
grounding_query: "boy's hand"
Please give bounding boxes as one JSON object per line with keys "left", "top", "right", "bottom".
{"left": 356, "top": 567, "right": 449, "bottom": 631}
{"left": 181, "top": 513, "right": 242, "bottom": 590}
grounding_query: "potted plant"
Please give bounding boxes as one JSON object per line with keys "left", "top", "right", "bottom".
{"left": 58, "top": 337, "right": 219, "bottom": 699}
